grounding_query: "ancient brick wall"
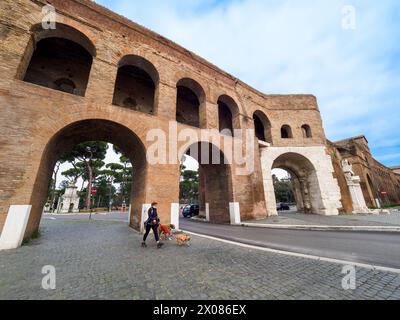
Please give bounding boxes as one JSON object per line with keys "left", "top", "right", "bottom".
{"left": 0, "top": 0, "right": 346, "bottom": 239}
{"left": 326, "top": 141, "right": 354, "bottom": 214}
{"left": 332, "top": 136, "right": 400, "bottom": 208}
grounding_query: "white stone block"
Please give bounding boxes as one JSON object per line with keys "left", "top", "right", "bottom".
{"left": 128, "top": 205, "right": 132, "bottom": 224}
{"left": 205, "top": 203, "right": 210, "bottom": 222}
{"left": 171, "top": 203, "right": 180, "bottom": 230}
{"left": 229, "top": 202, "right": 241, "bottom": 225}
{"left": 0, "top": 205, "right": 32, "bottom": 251}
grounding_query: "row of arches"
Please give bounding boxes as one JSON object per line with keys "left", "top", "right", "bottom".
{"left": 21, "top": 23, "right": 242, "bottom": 136}
{"left": 25, "top": 119, "right": 235, "bottom": 237}
{"left": 29, "top": 118, "right": 318, "bottom": 239}
{"left": 281, "top": 124, "right": 313, "bottom": 139}
{"left": 253, "top": 111, "right": 313, "bottom": 143}
{"left": 21, "top": 23, "right": 314, "bottom": 143}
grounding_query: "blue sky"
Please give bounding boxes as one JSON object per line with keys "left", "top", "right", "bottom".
{"left": 95, "top": 0, "right": 400, "bottom": 167}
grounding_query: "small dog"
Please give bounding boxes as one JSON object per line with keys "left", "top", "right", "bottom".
{"left": 158, "top": 224, "right": 175, "bottom": 240}
{"left": 175, "top": 233, "right": 191, "bottom": 246}
{"left": 158, "top": 224, "right": 191, "bottom": 246}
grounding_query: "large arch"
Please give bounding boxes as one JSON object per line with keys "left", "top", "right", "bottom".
{"left": 25, "top": 119, "right": 148, "bottom": 239}
{"left": 180, "top": 142, "right": 233, "bottom": 224}
{"left": 112, "top": 55, "right": 159, "bottom": 114}
{"left": 176, "top": 78, "right": 206, "bottom": 128}
{"left": 253, "top": 111, "right": 272, "bottom": 143}
{"left": 22, "top": 23, "right": 95, "bottom": 96}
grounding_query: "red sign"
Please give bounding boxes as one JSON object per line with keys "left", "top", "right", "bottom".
{"left": 91, "top": 187, "right": 97, "bottom": 195}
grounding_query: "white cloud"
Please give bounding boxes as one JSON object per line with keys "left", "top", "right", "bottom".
{"left": 95, "top": 0, "right": 400, "bottom": 165}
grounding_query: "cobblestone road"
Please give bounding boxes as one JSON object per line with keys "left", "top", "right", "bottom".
{"left": 1, "top": 219, "right": 400, "bottom": 300}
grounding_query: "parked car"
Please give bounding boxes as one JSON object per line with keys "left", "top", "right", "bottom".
{"left": 182, "top": 205, "right": 200, "bottom": 218}
{"left": 276, "top": 202, "right": 290, "bottom": 211}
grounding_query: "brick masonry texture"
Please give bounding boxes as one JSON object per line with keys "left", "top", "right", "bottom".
{"left": 328, "top": 137, "right": 400, "bottom": 210}
{"left": 1, "top": 219, "right": 400, "bottom": 300}
{"left": 0, "top": 0, "right": 399, "bottom": 241}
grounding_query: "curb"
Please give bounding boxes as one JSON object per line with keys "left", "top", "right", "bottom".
{"left": 240, "top": 223, "right": 400, "bottom": 233}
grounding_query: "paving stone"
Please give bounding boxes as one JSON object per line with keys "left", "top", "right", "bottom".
{"left": 0, "top": 219, "right": 399, "bottom": 300}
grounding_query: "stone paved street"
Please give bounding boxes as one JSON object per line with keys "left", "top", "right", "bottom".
{"left": 1, "top": 219, "right": 400, "bottom": 300}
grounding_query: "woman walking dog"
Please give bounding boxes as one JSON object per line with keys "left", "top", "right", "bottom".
{"left": 142, "top": 202, "right": 164, "bottom": 249}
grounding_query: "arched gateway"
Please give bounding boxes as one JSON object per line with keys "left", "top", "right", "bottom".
{"left": 27, "top": 119, "right": 148, "bottom": 238}
{"left": 260, "top": 147, "right": 342, "bottom": 217}
{"left": 0, "top": 0, "right": 347, "bottom": 250}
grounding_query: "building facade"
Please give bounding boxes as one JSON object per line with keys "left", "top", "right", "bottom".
{"left": 329, "top": 136, "right": 400, "bottom": 210}
{"left": 0, "top": 0, "right": 399, "bottom": 249}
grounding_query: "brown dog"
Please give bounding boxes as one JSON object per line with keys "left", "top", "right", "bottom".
{"left": 175, "top": 233, "right": 191, "bottom": 246}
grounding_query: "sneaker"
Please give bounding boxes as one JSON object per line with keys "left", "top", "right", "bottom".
{"left": 157, "top": 242, "right": 164, "bottom": 249}
{"left": 141, "top": 242, "right": 147, "bottom": 248}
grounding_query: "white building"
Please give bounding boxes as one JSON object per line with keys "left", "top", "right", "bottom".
{"left": 57, "top": 182, "right": 80, "bottom": 214}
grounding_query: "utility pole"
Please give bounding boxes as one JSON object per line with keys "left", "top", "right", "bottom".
{"left": 108, "top": 177, "right": 113, "bottom": 213}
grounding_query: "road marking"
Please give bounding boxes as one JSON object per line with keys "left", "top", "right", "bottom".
{"left": 183, "top": 230, "right": 400, "bottom": 275}
{"left": 241, "top": 223, "right": 400, "bottom": 233}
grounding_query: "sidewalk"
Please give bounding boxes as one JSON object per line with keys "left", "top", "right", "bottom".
{"left": 242, "top": 210, "right": 400, "bottom": 232}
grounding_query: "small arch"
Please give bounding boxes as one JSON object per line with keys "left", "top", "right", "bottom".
{"left": 112, "top": 55, "right": 159, "bottom": 114}
{"left": 176, "top": 78, "right": 206, "bottom": 128}
{"left": 281, "top": 125, "right": 293, "bottom": 139}
{"left": 118, "top": 55, "right": 159, "bottom": 84}
{"left": 23, "top": 24, "right": 95, "bottom": 96}
{"left": 253, "top": 111, "right": 272, "bottom": 143}
{"left": 301, "top": 125, "right": 312, "bottom": 138}
{"left": 272, "top": 152, "right": 322, "bottom": 214}
{"left": 30, "top": 23, "right": 96, "bottom": 57}
{"left": 217, "top": 95, "right": 240, "bottom": 136}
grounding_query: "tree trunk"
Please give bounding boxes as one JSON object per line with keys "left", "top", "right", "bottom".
{"left": 50, "top": 162, "right": 60, "bottom": 212}
{"left": 85, "top": 161, "right": 93, "bottom": 209}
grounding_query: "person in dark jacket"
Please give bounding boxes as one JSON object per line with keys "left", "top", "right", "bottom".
{"left": 142, "top": 202, "right": 164, "bottom": 249}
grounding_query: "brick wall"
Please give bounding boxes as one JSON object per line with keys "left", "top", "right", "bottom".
{"left": 2, "top": 0, "right": 393, "bottom": 239}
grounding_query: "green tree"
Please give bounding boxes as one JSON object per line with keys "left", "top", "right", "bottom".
{"left": 48, "top": 160, "right": 66, "bottom": 212}
{"left": 60, "top": 142, "right": 108, "bottom": 209}
{"left": 97, "top": 168, "right": 120, "bottom": 210}
{"left": 180, "top": 170, "right": 199, "bottom": 204}
{"left": 112, "top": 146, "right": 133, "bottom": 205}
{"left": 273, "top": 177, "right": 295, "bottom": 203}
{"left": 93, "top": 174, "right": 116, "bottom": 209}
{"left": 61, "top": 164, "right": 84, "bottom": 183}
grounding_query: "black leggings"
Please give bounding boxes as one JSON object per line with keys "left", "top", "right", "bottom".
{"left": 143, "top": 224, "right": 159, "bottom": 242}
